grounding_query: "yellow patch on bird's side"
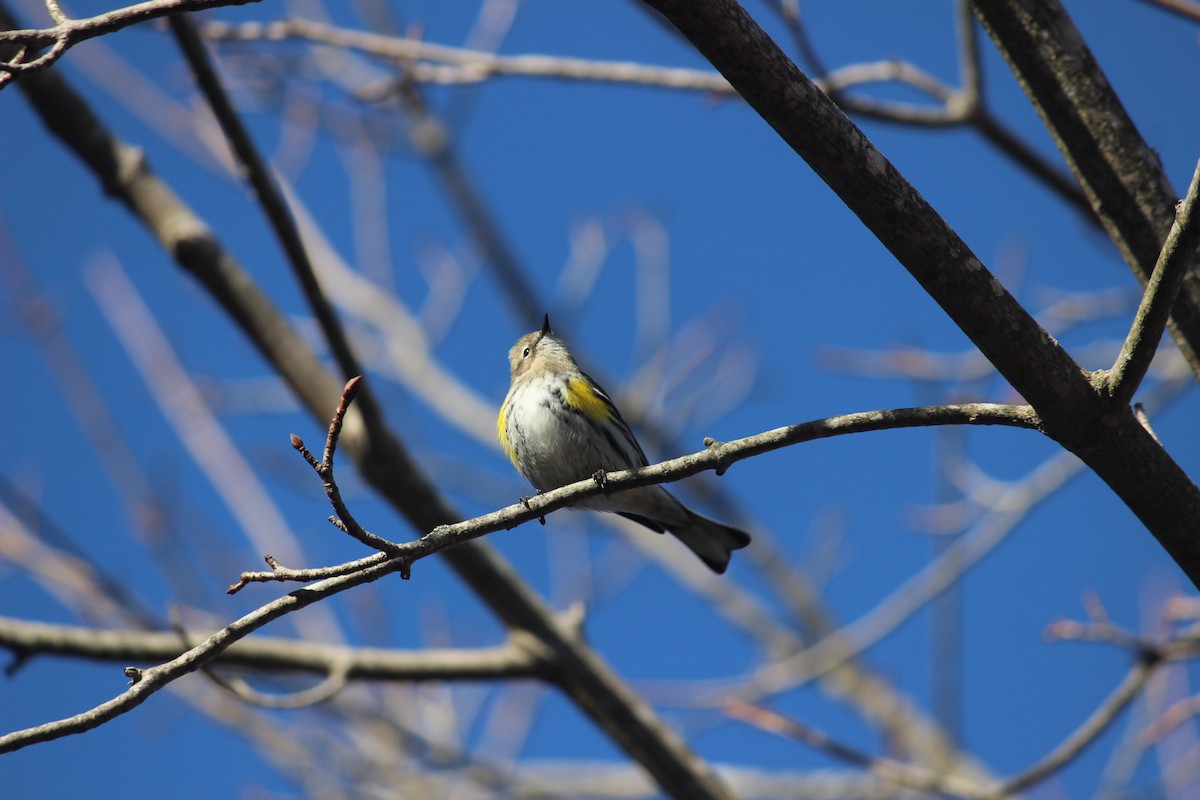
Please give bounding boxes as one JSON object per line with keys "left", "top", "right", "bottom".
{"left": 564, "top": 377, "right": 613, "bottom": 422}
{"left": 497, "top": 404, "right": 518, "bottom": 467}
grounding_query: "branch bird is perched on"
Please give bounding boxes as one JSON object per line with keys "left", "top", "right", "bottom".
{"left": 498, "top": 315, "right": 751, "bottom": 573}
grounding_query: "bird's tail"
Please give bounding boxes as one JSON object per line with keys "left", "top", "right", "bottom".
{"left": 615, "top": 502, "right": 751, "bottom": 574}
{"left": 669, "top": 510, "right": 752, "bottom": 574}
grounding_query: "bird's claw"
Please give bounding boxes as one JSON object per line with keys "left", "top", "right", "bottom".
{"left": 519, "top": 495, "right": 546, "bottom": 525}
{"left": 592, "top": 469, "right": 609, "bottom": 495}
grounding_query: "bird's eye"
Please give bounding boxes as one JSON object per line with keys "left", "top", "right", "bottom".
{"left": 522, "top": 346, "right": 531, "bottom": 358}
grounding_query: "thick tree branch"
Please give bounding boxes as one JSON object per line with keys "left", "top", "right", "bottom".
{"left": 638, "top": 0, "right": 1200, "bottom": 589}
{"left": 970, "top": 0, "right": 1200, "bottom": 380}
{"left": 639, "top": 0, "right": 1098, "bottom": 440}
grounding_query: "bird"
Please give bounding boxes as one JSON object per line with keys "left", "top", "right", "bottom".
{"left": 497, "top": 314, "right": 751, "bottom": 573}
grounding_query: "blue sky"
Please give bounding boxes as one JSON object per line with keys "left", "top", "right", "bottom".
{"left": 3, "top": 0, "right": 1200, "bottom": 797}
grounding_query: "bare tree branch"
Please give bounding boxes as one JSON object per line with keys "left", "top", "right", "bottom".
{"left": 0, "top": 0, "right": 263, "bottom": 86}
{"left": 0, "top": 554, "right": 403, "bottom": 754}
{"left": 1108, "top": 159, "right": 1200, "bottom": 405}
{"left": 970, "top": 0, "right": 1200, "bottom": 380}
{"left": 200, "top": 15, "right": 1091, "bottom": 217}
{"left": 167, "top": 13, "right": 387, "bottom": 431}
{"left": 288, "top": 376, "right": 404, "bottom": 556}
{"left": 232, "top": 402, "right": 1041, "bottom": 592}
{"left": 0, "top": 616, "right": 546, "bottom": 682}
{"left": 1, "top": 12, "right": 736, "bottom": 796}
{"left": 989, "top": 659, "right": 1156, "bottom": 798}
{"left": 724, "top": 699, "right": 987, "bottom": 797}
{"left": 202, "top": 17, "right": 738, "bottom": 93}
{"left": 640, "top": 0, "right": 1200, "bottom": 589}
{"left": 725, "top": 654, "right": 1166, "bottom": 800}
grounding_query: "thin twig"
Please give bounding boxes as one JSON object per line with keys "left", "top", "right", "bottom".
{"left": 289, "top": 376, "right": 403, "bottom": 556}
{"left": 230, "top": 403, "right": 1041, "bottom": 592}
{"left": 955, "top": 0, "right": 982, "bottom": 113}
{"left": 1108, "top": 159, "right": 1200, "bottom": 406}
{"left": 771, "top": 0, "right": 829, "bottom": 79}
{"left": 0, "top": 556, "right": 401, "bottom": 754}
{"left": 0, "top": 0, "right": 263, "bottom": 86}
{"left": 228, "top": 552, "right": 389, "bottom": 594}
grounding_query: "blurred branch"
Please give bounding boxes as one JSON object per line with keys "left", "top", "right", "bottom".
{"left": 725, "top": 699, "right": 986, "bottom": 797}
{"left": 0, "top": 494, "right": 158, "bottom": 628}
{"left": 744, "top": 375, "right": 1190, "bottom": 709}
{"left": 1133, "top": 0, "right": 1200, "bottom": 23}
{"left": 819, "top": 286, "right": 1142, "bottom": 384}
{"left": 84, "top": 255, "right": 318, "bottom": 573}
{"left": 0, "top": 616, "right": 546, "bottom": 682}
{"left": 726, "top": 654, "right": 1161, "bottom": 800}
{"left": 391, "top": 81, "right": 548, "bottom": 331}
{"left": 992, "top": 659, "right": 1156, "bottom": 798}
{"left": 1108, "top": 159, "right": 1200, "bottom": 406}
{"left": 770, "top": 0, "right": 829, "bottom": 78}
{"left": 3, "top": 27, "right": 735, "bottom": 796}
{"left": 0, "top": 227, "right": 168, "bottom": 606}
{"left": 236, "top": 14, "right": 553, "bottom": 330}
{"left": 201, "top": 15, "right": 1090, "bottom": 217}
{"left": 0, "top": 0, "right": 263, "bottom": 86}
{"left": 663, "top": 447, "right": 1083, "bottom": 708}
{"left": 0, "top": 554, "right": 405, "bottom": 754}
{"left": 203, "top": 18, "right": 736, "bottom": 92}
{"left": 167, "top": 14, "right": 385, "bottom": 430}
{"left": 283, "top": 189, "right": 499, "bottom": 444}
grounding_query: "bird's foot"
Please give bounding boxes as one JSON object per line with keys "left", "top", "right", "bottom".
{"left": 592, "top": 469, "right": 609, "bottom": 495}
{"left": 520, "top": 494, "right": 546, "bottom": 525}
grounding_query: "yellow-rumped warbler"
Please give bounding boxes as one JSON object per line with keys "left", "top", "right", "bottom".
{"left": 498, "top": 315, "right": 751, "bottom": 573}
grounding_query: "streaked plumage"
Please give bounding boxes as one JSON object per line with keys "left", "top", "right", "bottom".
{"left": 499, "top": 315, "right": 751, "bottom": 573}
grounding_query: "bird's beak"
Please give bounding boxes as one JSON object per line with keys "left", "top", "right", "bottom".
{"left": 542, "top": 313, "right": 553, "bottom": 336}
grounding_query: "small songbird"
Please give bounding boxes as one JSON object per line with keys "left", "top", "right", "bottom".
{"left": 497, "top": 315, "right": 751, "bottom": 573}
